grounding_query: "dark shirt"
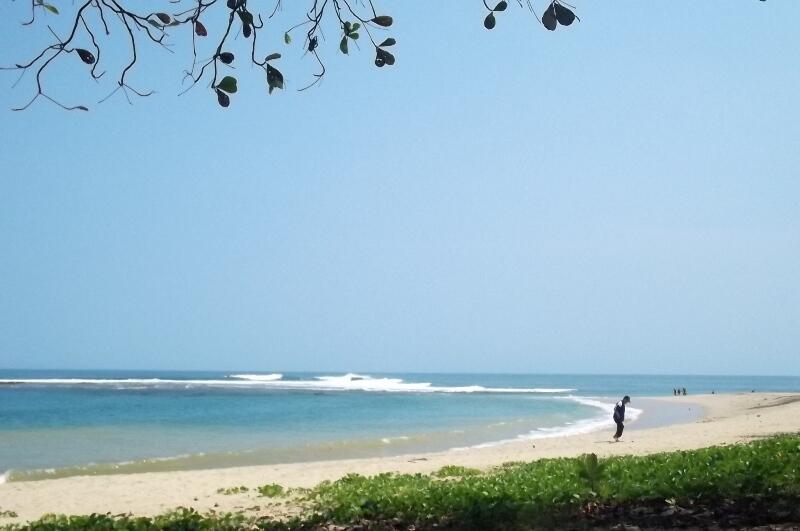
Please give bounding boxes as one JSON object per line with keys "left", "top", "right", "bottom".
{"left": 613, "top": 401, "right": 625, "bottom": 423}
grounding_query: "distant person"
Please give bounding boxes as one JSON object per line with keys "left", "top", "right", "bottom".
{"left": 682, "top": 387, "right": 687, "bottom": 396}
{"left": 613, "top": 395, "right": 631, "bottom": 442}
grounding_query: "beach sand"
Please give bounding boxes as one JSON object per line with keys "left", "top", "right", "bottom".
{"left": 1, "top": 392, "right": 799, "bottom": 524}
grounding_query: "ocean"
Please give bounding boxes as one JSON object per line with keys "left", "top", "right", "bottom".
{"left": 1, "top": 371, "right": 799, "bottom": 482}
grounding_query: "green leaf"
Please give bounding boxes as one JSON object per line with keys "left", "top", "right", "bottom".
{"left": 375, "top": 47, "right": 395, "bottom": 66}
{"left": 147, "top": 19, "right": 163, "bottom": 29}
{"left": 350, "top": 32, "right": 359, "bottom": 40}
{"left": 494, "top": 1, "right": 508, "bottom": 11}
{"left": 43, "top": 4, "right": 59, "bottom": 14}
{"left": 379, "top": 37, "right": 396, "bottom": 47}
{"left": 266, "top": 64, "right": 284, "bottom": 92}
{"left": 371, "top": 15, "right": 393, "bottom": 27}
{"left": 155, "top": 13, "right": 171, "bottom": 24}
{"left": 238, "top": 10, "right": 253, "bottom": 25}
{"left": 484, "top": 12, "right": 496, "bottom": 30}
{"left": 340, "top": 36, "right": 348, "bottom": 54}
{"left": 264, "top": 53, "right": 281, "bottom": 62}
{"left": 217, "top": 75, "right": 237, "bottom": 94}
{"left": 76, "top": 49, "right": 95, "bottom": 64}
{"left": 216, "top": 89, "right": 230, "bottom": 108}
{"left": 352, "top": 23, "right": 361, "bottom": 32}
{"left": 284, "top": 32, "right": 291, "bottom": 44}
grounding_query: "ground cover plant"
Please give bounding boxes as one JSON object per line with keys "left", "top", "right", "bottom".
{"left": 307, "top": 434, "right": 800, "bottom": 527}
{"left": 2, "top": 434, "right": 799, "bottom": 530}
{"left": 216, "top": 485, "right": 250, "bottom": 495}
{"left": 257, "top": 483, "right": 287, "bottom": 498}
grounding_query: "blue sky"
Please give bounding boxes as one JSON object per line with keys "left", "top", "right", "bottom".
{"left": 0, "top": 1, "right": 798, "bottom": 374}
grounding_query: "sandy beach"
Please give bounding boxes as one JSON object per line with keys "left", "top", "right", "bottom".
{"left": 1, "top": 392, "right": 799, "bottom": 525}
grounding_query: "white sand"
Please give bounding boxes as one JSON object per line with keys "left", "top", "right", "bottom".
{"left": 1, "top": 392, "right": 798, "bottom": 524}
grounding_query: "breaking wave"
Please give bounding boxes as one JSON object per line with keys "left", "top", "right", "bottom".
{"left": 0, "top": 373, "right": 575, "bottom": 394}
{"left": 457, "top": 396, "right": 643, "bottom": 449}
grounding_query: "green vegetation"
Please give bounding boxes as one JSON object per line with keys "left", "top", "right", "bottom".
{"left": 308, "top": 434, "right": 800, "bottom": 527}
{"left": 0, "top": 511, "right": 17, "bottom": 519}
{"left": 3, "top": 435, "right": 799, "bottom": 530}
{"left": 0, "top": 509, "right": 255, "bottom": 531}
{"left": 216, "top": 485, "right": 250, "bottom": 495}
{"left": 257, "top": 483, "right": 286, "bottom": 498}
{"left": 432, "top": 465, "right": 482, "bottom": 478}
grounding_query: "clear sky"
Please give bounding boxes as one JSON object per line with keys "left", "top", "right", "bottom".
{"left": 0, "top": 1, "right": 798, "bottom": 375}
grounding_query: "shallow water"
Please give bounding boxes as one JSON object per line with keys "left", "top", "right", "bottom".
{"left": 1, "top": 371, "right": 797, "bottom": 481}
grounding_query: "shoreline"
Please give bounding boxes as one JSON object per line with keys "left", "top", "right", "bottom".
{"left": 0, "top": 395, "right": 674, "bottom": 483}
{"left": 1, "top": 392, "right": 799, "bottom": 524}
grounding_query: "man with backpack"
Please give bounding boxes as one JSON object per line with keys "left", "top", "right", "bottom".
{"left": 613, "top": 395, "right": 631, "bottom": 441}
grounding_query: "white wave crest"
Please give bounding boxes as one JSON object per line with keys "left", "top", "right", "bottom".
{"left": 457, "top": 396, "right": 643, "bottom": 449}
{"left": 381, "top": 435, "right": 410, "bottom": 444}
{"left": 229, "top": 373, "right": 283, "bottom": 381}
{"left": 0, "top": 375, "right": 575, "bottom": 394}
{"left": 520, "top": 396, "right": 642, "bottom": 441}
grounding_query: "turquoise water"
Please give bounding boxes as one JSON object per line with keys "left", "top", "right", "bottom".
{"left": 1, "top": 371, "right": 798, "bottom": 481}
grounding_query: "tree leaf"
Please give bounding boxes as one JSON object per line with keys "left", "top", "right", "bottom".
{"left": 554, "top": 3, "right": 576, "bottom": 26}
{"left": 195, "top": 21, "right": 208, "bottom": 37}
{"left": 352, "top": 23, "right": 361, "bottom": 32}
{"left": 219, "top": 52, "right": 234, "bottom": 64}
{"left": 239, "top": 10, "right": 253, "bottom": 26}
{"left": 542, "top": 4, "right": 557, "bottom": 31}
{"left": 216, "top": 89, "right": 230, "bottom": 108}
{"left": 147, "top": 19, "right": 163, "bottom": 30}
{"left": 340, "top": 36, "right": 349, "bottom": 55}
{"left": 265, "top": 53, "right": 281, "bottom": 62}
{"left": 217, "top": 75, "right": 238, "bottom": 94}
{"left": 155, "top": 13, "right": 171, "bottom": 24}
{"left": 494, "top": 1, "right": 508, "bottom": 11}
{"left": 76, "top": 105, "right": 89, "bottom": 111}
{"left": 43, "top": 4, "right": 59, "bottom": 14}
{"left": 266, "top": 64, "right": 284, "bottom": 92}
{"left": 284, "top": 32, "right": 291, "bottom": 44}
{"left": 350, "top": 32, "right": 359, "bottom": 40}
{"left": 375, "top": 48, "right": 395, "bottom": 66}
{"left": 371, "top": 15, "right": 393, "bottom": 27}
{"left": 484, "top": 12, "right": 496, "bottom": 30}
{"left": 379, "top": 38, "right": 396, "bottom": 47}
{"left": 76, "top": 48, "right": 95, "bottom": 65}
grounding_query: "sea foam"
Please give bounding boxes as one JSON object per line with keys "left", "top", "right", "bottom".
{"left": 229, "top": 373, "right": 283, "bottom": 381}
{"left": 454, "top": 396, "right": 643, "bottom": 449}
{"left": 0, "top": 373, "right": 575, "bottom": 394}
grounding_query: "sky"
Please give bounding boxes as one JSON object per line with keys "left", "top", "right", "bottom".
{"left": 0, "top": 1, "right": 798, "bottom": 375}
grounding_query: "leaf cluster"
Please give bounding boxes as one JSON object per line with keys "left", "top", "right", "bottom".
{"left": 257, "top": 483, "right": 287, "bottom": 498}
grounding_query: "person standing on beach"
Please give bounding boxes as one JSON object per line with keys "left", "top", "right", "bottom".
{"left": 613, "top": 396, "right": 631, "bottom": 441}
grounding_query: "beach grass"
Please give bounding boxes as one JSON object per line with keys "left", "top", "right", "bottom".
{"left": 3, "top": 434, "right": 799, "bottom": 530}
